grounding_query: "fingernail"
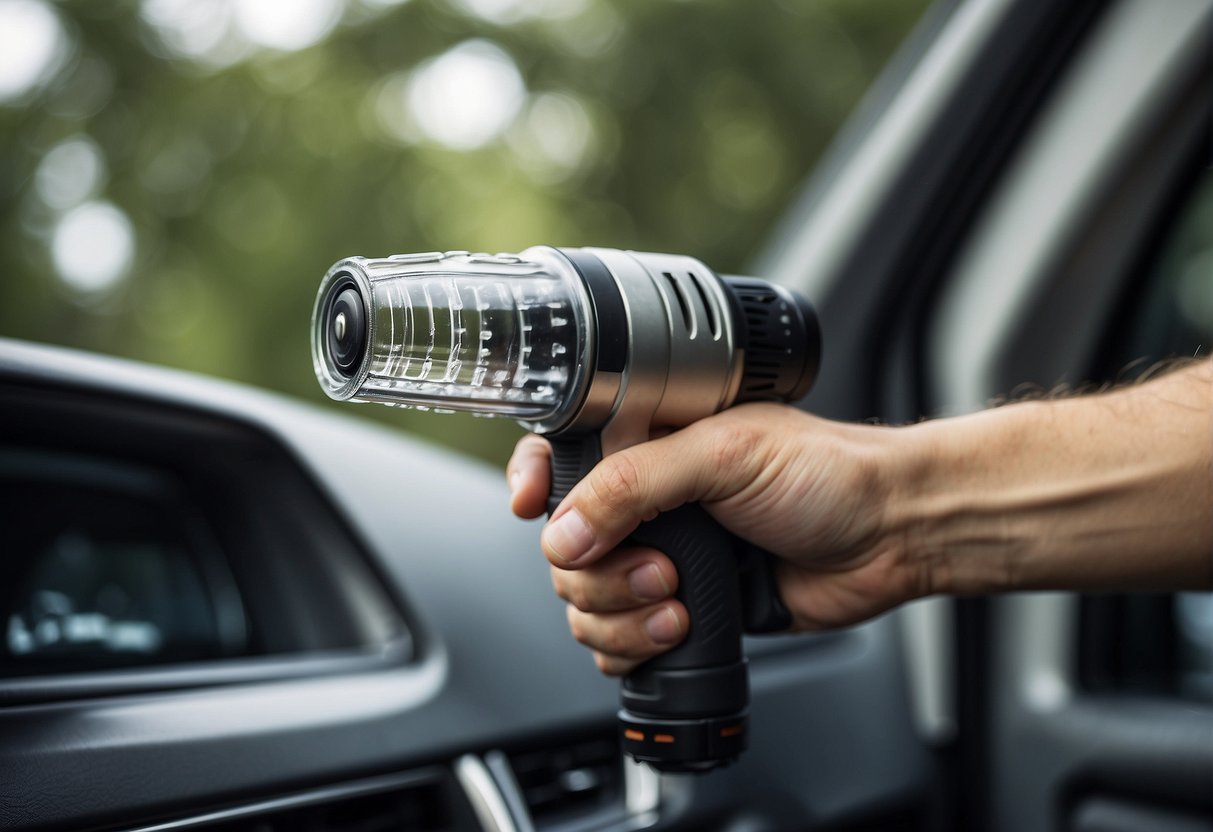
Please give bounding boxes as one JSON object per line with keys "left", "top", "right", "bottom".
{"left": 627, "top": 564, "right": 670, "bottom": 601}
{"left": 645, "top": 607, "right": 682, "bottom": 645}
{"left": 509, "top": 471, "right": 521, "bottom": 494}
{"left": 543, "top": 509, "right": 594, "bottom": 564}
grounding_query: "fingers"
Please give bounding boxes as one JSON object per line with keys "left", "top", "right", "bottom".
{"left": 566, "top": 600, "right": 688, "bottom": 677}
{"left": 507, "top": 434, "right": 551, "bottom": 519}
{"left": 540, "top": 413, "right": 765, "bottom": 569}
{"left": 550, "top": 547, "right": 678, "bottom": 613}
{"left": 553, "top": 548, "right": 681, "bottom": 675}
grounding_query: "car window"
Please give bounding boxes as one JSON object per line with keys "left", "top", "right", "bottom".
{"left": 0, "top": 385, "right": 411, "bottom": 691}
{"left": 1082, "top": 166, "right": 1213, "bottom": 702}
{"left": 1, "top": 449, "right": 249, "bottom": 675}
{"left": 1119, "top": 167, "right": 1213, "bottom": 367}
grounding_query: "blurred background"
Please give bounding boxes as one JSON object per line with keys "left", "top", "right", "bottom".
{"left": 0, "top": 0, "right": 928, "bottom": 464}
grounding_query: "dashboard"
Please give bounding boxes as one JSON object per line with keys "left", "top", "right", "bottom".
{"left": 0, "top": 337, "right": 928, "bottom": 832}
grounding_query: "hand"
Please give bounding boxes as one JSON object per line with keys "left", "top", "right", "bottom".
{"left": 509, "top": 361, "right": 1213, "bottom": 676}
{"left": 507, "top": 403, "right": 927, "bottom": 676}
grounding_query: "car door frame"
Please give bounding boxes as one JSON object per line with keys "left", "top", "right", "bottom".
{"left": 763, "top": 0, "right": 1211, "bottom": 829}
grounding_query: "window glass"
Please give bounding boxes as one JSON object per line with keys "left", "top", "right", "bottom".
{"left": 0, "top": 384, "right": 411, "bottom": 689}
{"left": 1083, "top": 167, "right": 1213, "bottom": 703}
{"left": 1119, "top": 167, "right": 1213, "bottom": 365}
{"left": 0, "top": 449, "right": 248, "bottom": 676}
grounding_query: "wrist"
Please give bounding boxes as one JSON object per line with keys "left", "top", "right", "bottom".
{"left": 879, "top": 407, "right": 1041, "bottom": 598}
{"left": 836, "top": 419, "right": 974, "bottom": 601}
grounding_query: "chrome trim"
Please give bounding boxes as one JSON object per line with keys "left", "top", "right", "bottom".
{"left": 624, "top": 757, "right": 661, "bottom": 817}
{"left": 121, "top": 769, "right": 450, "bottom": 832}
{"left": 896, "top": 597, "right": 956, "bottom": 742}
{"left": 483, "top": 750, "right": 537, "bottom": 832}
{"left": 0, "top": 639, "right": 413, "bottom": 706}
{"left": 456, "top": 754, "right": 520, "bottom": 832}
{"left": 1003, "top": 593, "right": 1078, "bottom": 713}
{"left": 773, "top": 0, "right": 1018, "bottom": 299}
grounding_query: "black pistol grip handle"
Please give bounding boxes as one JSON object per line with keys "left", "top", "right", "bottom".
{"left": 547, "top": 435, "right": 750, "bottom": 723}
{"left": 621, "top": 505, "right": 748, "bottom": 720}
{"left": 547, "top": 434, "right": 790, "bottom": 635}
{"left": 738, "top": 544, "right": 794, "bottom": 634}
{"left": 628, "top": 506, "right": 744, "bottom": 671}
{"left": 547, "top": 434, "right": 601, "bottom": 515}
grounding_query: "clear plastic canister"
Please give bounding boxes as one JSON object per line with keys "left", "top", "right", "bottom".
{"left": 311, "top": 249, "right": 592, "bottom": 427}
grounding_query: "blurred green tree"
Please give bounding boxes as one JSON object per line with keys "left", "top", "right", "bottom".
{"left": 0, "top": 0, "right": 928, "bottom": 465}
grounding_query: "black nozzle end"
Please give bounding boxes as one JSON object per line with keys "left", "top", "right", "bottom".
{"left": 323, "top": 275, "right": 367, "bottom": 378}
{"left": 722, "top": 277, "right": 821, "bottom": 405}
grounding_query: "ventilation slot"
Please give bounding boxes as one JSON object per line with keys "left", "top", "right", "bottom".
{"left": 509, "top": 733, "right": 624, "bottom": 827}
{"left": 662, "top": 272, "right": 694, "bottom": 336}
{"left": 687, "top": 272, "right": 720, "bottom": 339}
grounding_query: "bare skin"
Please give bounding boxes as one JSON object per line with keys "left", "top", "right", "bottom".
{"left": 508, "top": 360, "right": 1213, "bottom": 676}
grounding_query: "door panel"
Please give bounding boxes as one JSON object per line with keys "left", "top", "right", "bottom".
{"left": 923, "top": 1, "right": 1213, "bottom": 829}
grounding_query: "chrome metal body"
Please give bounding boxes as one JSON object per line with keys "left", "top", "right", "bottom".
{"left": 561, "top": 247, "right": 744, "bottom": 454}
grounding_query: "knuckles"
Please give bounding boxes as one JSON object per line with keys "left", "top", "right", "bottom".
{"left": 552, "top": 569, "right": 596, "bottom": 612}
{"left": 588, "top": 452, "right": 644, "bottom": 518}
{"left": 704, "top": 418, "right": 763, "bottom": 481}
{"left": 566, "top": 580, "right": 593, "bottom": 612}
{"left": 594, "top": 652, "right": 632, "bottom": 677}
{"left": 599, "top": 624, "right": 628, "bottom": 657}
{"left": 564, "top": 604, "right": 645, "bottom": 660}
{"left": 566, "top": 606, "right": 591, "bottom": 646}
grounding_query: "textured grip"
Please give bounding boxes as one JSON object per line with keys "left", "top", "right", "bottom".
{"left": 547, "top": 434, "right": 786, "bottom": 726}
{"left": 738, "top": 544, "right": 794, "bottom": 633}
{"left": 619, "top": 505, "right": 749, "bottom": 721}
{"left": 629, "top": 506, "right": 744, "bottom": 671}
{"left": 547, "top": 434, "right": 602, "bottom": 515}
{"left": 547, "top": 435, "right": 790, "bottom": 637}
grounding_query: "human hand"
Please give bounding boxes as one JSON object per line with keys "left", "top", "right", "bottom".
{"left": 507, "top": 403, "right": 928, "bottom": 676}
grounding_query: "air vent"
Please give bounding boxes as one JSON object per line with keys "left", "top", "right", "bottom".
{"left": 124, "top": 769, "right": 478, "bottom": 832}
{"left": 686, "top": 272, "right": 720, "bottom": 339}
{"left": 722, "top": 276, "right": 821, "bottom": 404}
{"left": 508, "top": 733, "right": 624, "bottom": 827}
{"left": 662, "top": 272, "right": 695, "bottom": 335}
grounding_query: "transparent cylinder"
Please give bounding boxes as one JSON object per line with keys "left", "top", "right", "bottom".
{"left": 312, "top": 249, "right": 591, "bottom": 427}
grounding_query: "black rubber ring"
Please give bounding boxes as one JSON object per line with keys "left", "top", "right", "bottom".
{"left": 560, "top": 249, "right": 628, "bottom": 374}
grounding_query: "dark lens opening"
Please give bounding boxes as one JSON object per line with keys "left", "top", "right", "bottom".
{"left": 325, "top": 278, "right": 366, "bottom": 377}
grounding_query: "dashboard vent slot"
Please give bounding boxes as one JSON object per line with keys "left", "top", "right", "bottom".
{"left": 508, "top": 733, "right": 624, "bottom": 827}
{"left": 125, "top": 769, "right": 478, "bottom": 832}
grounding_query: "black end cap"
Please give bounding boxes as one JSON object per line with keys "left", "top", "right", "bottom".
{"left": 619, "top": 710, "right": 747, "bottom": 773}
{"left": 722, "top": 276, "right": 821, "bottom": 404}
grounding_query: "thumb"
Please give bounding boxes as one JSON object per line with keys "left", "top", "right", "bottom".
{"left": 540, "top": 416, "right": 759, "bottom": 569}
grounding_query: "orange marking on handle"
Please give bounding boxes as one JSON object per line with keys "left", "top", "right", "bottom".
{"left": 624, "top": 729, "right": 645, "bottom": 742}
{"left": 720, "top": 724, "right": 744, "bottom": 738}
{"left": 653, "top": 734, "right": 675, "bottom": 744}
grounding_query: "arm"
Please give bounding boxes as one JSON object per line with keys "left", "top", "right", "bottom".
{"left": 894, "top": 359, "right": 1212, "bottom": 595}
{"left": 509, "top": 360, "right": 1213, "bottom": 675}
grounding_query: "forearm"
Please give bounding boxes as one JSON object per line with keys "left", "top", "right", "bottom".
{"left": 890, "top": 361, "right": 1213, "bottom": 595}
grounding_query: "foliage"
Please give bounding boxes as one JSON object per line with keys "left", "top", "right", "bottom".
{"left": 0, "top": 0, "right": 928, "bottom": 464}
